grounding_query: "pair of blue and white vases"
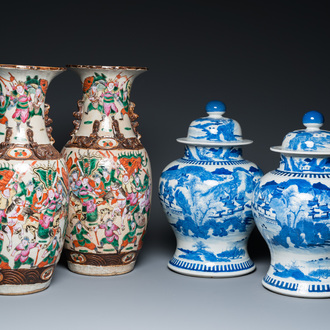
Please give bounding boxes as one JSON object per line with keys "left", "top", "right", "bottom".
{"left": 159, "top": 101, "right": 330, "bottom": 298}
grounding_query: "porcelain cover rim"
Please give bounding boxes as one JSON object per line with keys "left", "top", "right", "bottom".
{"left": 177, "top": 137, "right": 253, "bottom": 146}
{"left": 270, "top": 145, "right": 330, "bottom": 156}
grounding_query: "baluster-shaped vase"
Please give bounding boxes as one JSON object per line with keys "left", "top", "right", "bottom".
{"left": 159, "top": 101, "right": 263, "bottom": 277}
{"left": 253, "top": 111, "right": 330, "bottom": 297}
{"left": 62, "top": 65, "right": 151, "bottom": 276}
{"left": 0, "top": 64, "right": 68, "bottom": 295}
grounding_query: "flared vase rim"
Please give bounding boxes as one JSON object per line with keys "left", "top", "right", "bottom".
{"left": 66, "top": 64, "right": 148, "bottom": 71}
{"left": 0, "top": 64, "right": 66, "bottom": 71}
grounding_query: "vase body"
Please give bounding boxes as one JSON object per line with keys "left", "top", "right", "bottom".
{"left": 252, "top": 111, "right": 330, "bottom": 297}
{"left": 160, "top": 145, "right": 262, "bottom": 276}
{"left": 62, "top": 65, "right": 151, "bottom": 276}
{"left": 253, "top": 156, "right": 330, "bottom": 297}
{"left": 159, "top": 101, "right": 262, "bottom": 277}
{"left": 0, "top": 65, "right": 68, "bottom": 295}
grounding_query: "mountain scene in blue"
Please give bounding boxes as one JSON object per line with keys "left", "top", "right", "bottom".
{"left": 273, "top": 260, "right": 330, "bottom": 282}
{"left": 280, "top": 155, "right": 330, "bottom": 172}
{"left": 159, "top": 164, "right": 261, "bottom": 239}
{"left": 178, "top": 241, "right": 245, "bottom": 262}
{"left": 286, "top": 130, "right": 330, "bottom": 151}
{"left": 254, "top": 178, "right": 330, "bottom": 248}
{"left": 184, "top": 146, "right": 242, "bottom": 161}
{"left": 189, "top": 118, "right": 239, "bottom": 141}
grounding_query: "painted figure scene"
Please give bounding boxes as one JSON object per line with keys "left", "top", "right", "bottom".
{"left": 64, "top": 149, "right": 151, "bottom": 257}
{"left": 0, "top": 72, "right": 48, "bottom": 131}
{"left": 83, "top": 71, "right": 131, "bottom": 120}
{"left": 0, "top": 161, "right": 68, "bottom": 271}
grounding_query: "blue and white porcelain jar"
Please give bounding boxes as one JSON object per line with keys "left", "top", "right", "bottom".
{"left": 252, "top": 111, "right": 330, "bottom": 297}
{"left": 159, "top": 101, "right": 263, "bottom": 277}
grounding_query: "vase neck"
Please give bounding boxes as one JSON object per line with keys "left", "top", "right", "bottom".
{"left": 70, "top": 68, "right": 146, "bottom": 140}
{"left": 183, "top": 145, "right": 243, "bottom": 161}
{"left": 0, "top": 68, "right": 61, "bottom": 145}
{"left": 278, "top": 154, "right": 330, "bottom": 173}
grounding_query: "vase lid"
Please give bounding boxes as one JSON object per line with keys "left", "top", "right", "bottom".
{"left": 270, "top": 111, "right": 330, "bottom": 156}
{"left": 176, "top": 100, "right": 253, "bottom": 146}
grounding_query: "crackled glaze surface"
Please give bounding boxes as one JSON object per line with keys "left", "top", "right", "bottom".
{"left": 62, "top": 66, "right": 151, "bottom": 276}
{"left": 0, "top": 65, "right": 68, "bottom": 295}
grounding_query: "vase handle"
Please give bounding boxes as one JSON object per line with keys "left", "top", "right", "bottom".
{"left": 70, "top": 99, "right": 84, "bottom": 137}
{"left": 44, "top": 103, "right": 55, "bottom": 144}
{"left": 128, "top": 102, "right": 141, "bottom": 140}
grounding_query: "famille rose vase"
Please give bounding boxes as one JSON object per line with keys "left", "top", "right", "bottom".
{"left": 0, "top": 64, "right": 69, "bottom": 295}
{"left": 252, "top": 111, "right": 330, "bottom": 298}
{"left": 62, "top": 65, "right": 151, "bottom": 276}
{"left": 159, "top": 101, "right": 263, "bottom": 277}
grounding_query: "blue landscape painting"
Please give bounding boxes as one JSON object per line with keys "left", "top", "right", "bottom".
{"left": 254, "top": 178, "right": 330, "bottom": 249}
{"left": 273, "top": 260, "right": 330, "bottom": 282}
{"left": 285, "top": 130, "right": 330, "bottom": 151}
{"left": 280, "top": 155, "right": 330, "bottom": 172}
{"left": 159, "top": 163, "right": 261, "bottom": 239}
{"left": 178, "top": 241, "right": 245, "bottom": 262}
{"left": 189, "top": 118, "right": 240, "bottom": 141}
{"left": 184, "top": 145, "right": 243, "bottom": 161}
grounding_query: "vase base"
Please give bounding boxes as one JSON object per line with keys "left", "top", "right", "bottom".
{"left": 262, "top": 275, "right": 330, "bottom": 298}
{"left": 0, "top": 280, "right": 51, "bottom": 295}
{"left": 64, "top": 249, "right": 139, "bottom": 276}
{"left": 168, "top": 257, "right": 255, "bottom": 278}
{"left": 67, "top": 261, "right": 136, "bottom": 276}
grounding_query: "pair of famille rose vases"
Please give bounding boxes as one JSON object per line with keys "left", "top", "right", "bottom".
{"left": 159, "top": 101, "right": 330, "bottom": 298}
{"left": 0, "top": 64, "right": 151, "bottom": 295}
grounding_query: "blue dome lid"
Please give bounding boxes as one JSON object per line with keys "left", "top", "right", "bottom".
{"left": 271, "top": 111, "right": 330, "bottom": 155}
{"left": 176, "top": 101, "right": 253, "bottom": 146}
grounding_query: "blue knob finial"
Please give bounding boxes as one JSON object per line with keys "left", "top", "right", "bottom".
{"left": 303, "top": 111, "right": 324, "bottom": 130}
{"left": 206, "top": 100, "right": 226, "bottom": 115}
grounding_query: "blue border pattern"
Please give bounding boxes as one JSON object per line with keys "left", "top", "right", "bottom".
{"left": 178, "top": 159, "right": 250, "bottom": 166}
{"left": 169, "top": 257, "right": 254, "bottom": 273}
{"left": 264, "top": 275, "right": 330, "bottom": 293}
{"left": 273, "top": 170, "right": 330, "bottom": 179}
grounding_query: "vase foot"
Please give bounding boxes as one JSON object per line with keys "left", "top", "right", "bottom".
{"left": 168, "top": 257, "right": 255, "bottom": 278}
{"left": 0, "top": 280, "right": 51, "bottom": 295}
{"left": 67, "top": 261, "right": 136, "bottom": 276}
{"left": 64, "top": 249, "right": 139, "bottom": 276}
{"left": 262, "top": 275, "right": 330, "bottom": 298}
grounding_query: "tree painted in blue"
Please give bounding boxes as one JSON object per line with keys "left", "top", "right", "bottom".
{"left": 178, "top": 241, "right": 245, "bottom": 262}
{"left": 273, "top": 263, "right": 320, "bottom": 282}
{"left": 160, "top": 164, "right": 261, "bottom": 239}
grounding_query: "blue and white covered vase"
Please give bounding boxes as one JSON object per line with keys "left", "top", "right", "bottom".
{"left": 159, "top": 101, "right": 263, "bottom": 277}
{"left": 252, "top": 111, "right": 330, "bottom": 297}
